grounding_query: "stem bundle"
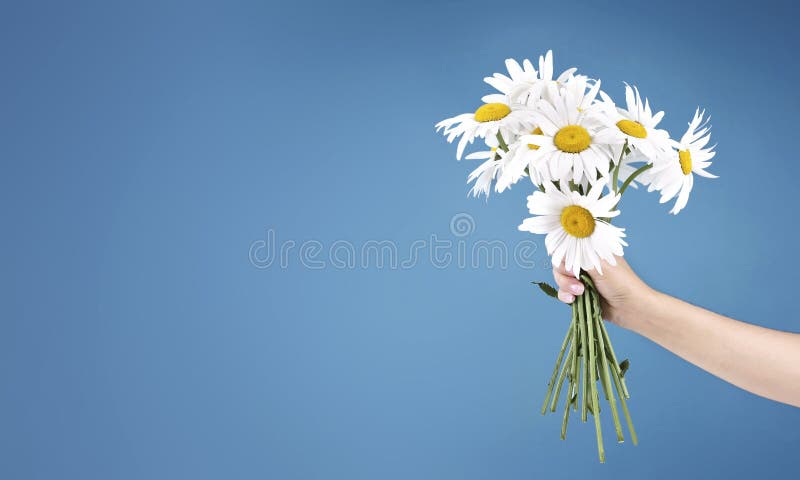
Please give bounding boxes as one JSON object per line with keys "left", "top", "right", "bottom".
{"left": 540, "top": 272, "right": 637, "bottom": 463}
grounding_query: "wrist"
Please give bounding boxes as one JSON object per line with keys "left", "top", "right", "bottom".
{"left": 615, "top": 285, "right": 662, "bottom": 333}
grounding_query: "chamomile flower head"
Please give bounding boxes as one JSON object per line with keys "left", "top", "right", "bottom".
{"left": 484, "top": 50, "right": 577, "bottom": 105}
{"left": 518, "top": 182, "right": 627, "bottom": 277}
{"left": 500, "top": 84, "right": 619, "bottom": 187}
{"left": 599, "top": 85, "right": 672, "bottom": 164}
{"left": 646, "top": 108, "right": 718, "bottom": 214}
{"left": 497, "top": 79, "right": 604, "bottom": 191}
{"left": 435, "top": 95, "right": 534, "bottom": 160}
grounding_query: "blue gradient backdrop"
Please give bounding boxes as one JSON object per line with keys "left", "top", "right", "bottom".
{"left": 2, "top": 0, "right": 798, "bottom": 478}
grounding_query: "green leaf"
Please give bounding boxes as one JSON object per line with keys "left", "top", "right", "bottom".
{"left": 619, "top": 359, "right": 630, "bottom": 378}
{"left": 531, "top": 281, "right": 558, "bottom": 299}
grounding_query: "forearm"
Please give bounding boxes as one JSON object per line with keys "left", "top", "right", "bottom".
{"left": 624, "top": 290, "right": 800, "bottom": 407}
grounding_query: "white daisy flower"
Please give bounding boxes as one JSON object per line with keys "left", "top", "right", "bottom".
{"left": 492, "top": 76, "right": 601, "bottom": 192}
{"left": 483, "top": 58, "right": 540, "bottom": 102}
{"left": 646, "top": 109, "right": 718, "bottom": 214}
{"left": 598, "top": 85, "right": 672, "bottom": 163}
{"left": 465, "top": 153, "right": 499, "bottom": 198}
{"left": 518, "top": 182, "right": 627, "bottom": 277}
{"left": 435, "top": 95, "right": 534, "bottom": 160}
{"left": 464, "top": 135, "right": 508, "bottom": 198}
{"left": 561, "top": 75, "right": 602, "bottom": 111}
{"left": 494, "top": 126, "right": 548, "bottom": 192}
{"left": 484, "top": 50, "right": 577, "bottom": 105}
{"left": 500, "top": 84, "right": 618, "bottom": 187}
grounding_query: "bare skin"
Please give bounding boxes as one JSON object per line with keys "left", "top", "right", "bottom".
{"left": 553, "top": 257, "right": 800, "bottom": 408}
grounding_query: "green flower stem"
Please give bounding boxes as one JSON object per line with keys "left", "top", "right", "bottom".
{"left": 550, "top": 341, "right": 573, "bottom": 412}
{"left": 560, "top": 384, "right": 573, "bottom": 440}
{"left": 582, "top": 274, "right": 630, "bottom": 399}
{"left": 592, "top": 295, "right": 630, "bottom": 399}
{"left": 617, "top": 163, "right": 653, "bottom": 198}
{"left": 607, "top": 349, "right": 638, "bottom": 446}
{"left": 596, "top": 351, "right": 610, "bottom": 401}
{"left": 577, "top": 294, "right": 590, "bottom": 423}
{"left": 611, "top": 140, "right": 628, "bottom": 194}
{"left": 591, "top": 278, "right": 638, "bottom": 445}
{"left": 593, "top": 302, "right": 624, "bottom": 443}
{"left": 540, "top": 274, "right": 636, "bottom": 461}
{"left": 597, "top": 357, "right": 611, "bottom": 402}
{"left": 583, "top": 333, "right": 591, "bottom": 419}
{"left": 579, "top": 272, "right": 596, "bottom": 290}
{"left": 541, "top": 321, "right": 574, "bottom": 414}
{"left": 562, "top": 310, "right": 580, "bottom": 437}
{"left": 496, "top": 132, "right": 509, "bottom": 152}
{"left": 571, "top": 306, "right": 581, "bottom": 413}
{"left": 584, "top": 286, "right": 605, "bottom": 463}
{"left": 561, "top": 304, "right": 580, "bottom": 439}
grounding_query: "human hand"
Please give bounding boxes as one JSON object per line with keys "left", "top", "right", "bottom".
{"left": 552, "top": 256, "right": 654, "bottom": 330}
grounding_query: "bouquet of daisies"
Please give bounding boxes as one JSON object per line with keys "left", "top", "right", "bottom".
{"left": 435, "top": 50, "right": 717, "bottom": 462}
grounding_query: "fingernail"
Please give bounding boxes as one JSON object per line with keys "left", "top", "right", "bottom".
{"left": 563, "top": 293, "right": 575, "bottom": 303}
{"left": 571, "top": 284, "right": 584, "bottom": 295}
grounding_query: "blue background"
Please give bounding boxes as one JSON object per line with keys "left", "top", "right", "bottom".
{"left": 2, "top": 0, "right": 798, "bottom": 478}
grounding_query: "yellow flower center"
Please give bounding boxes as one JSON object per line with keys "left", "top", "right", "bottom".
{"left": 553, "top": 125, "right": 591, "bottom": 153}
{"left": 560, "top": 205, "right": 596, "bottom": 238}
{"left": 474, "top": 103, "right": 511, "bottom": 123}
{"left": 678, "top": 149, "right": 692, "bottom": 175}
{"left": 527, "top": 127, "right": 543, "bottom": 150}
{"left": 616, "top": 119, "right": 647, "bottom": 139}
